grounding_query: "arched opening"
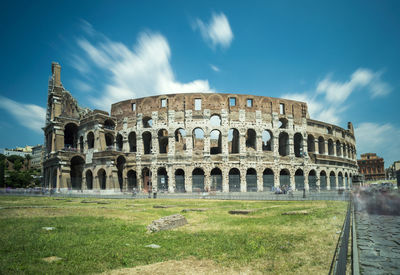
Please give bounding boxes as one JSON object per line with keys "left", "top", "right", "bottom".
{"left": 175, "top": 128, "right": 186, "bottom": 152}
{"left": 210, "top": 114, "right": 221, "bottom": 126}
{"left": 79, "top": 136, "right": 84, "bottom": 152}
{"left": 142, "top": 131, "right": 152, "bottom": 154}
{"left": 279, "top": 132, "right": 289, "bottom": 156}
{"left": 158, "top": 129, "right": 168, "bottom": 154}
{"left": 320, "top": 171, "right": 327, "bottom": 190}
{"left": 87, "top": 132, "right": 94, "bottom": 149}
{"left": 116, "top": 134, "right": 123, "bottom": 151}
{"left": 210, "top": 130, "right": 222, "bottom": 154}
{"left": 245, "top": 129, "right": 257, "bottom": 151}
{"left": 128, "top": 132, "right": 136, "bottom": 152}
{"left": 210, "top": 168, "right": 222, "bottom": 191}
{"left": 104, "top": 119, "right": 115, "bottom": 130}
{"left": 328, "top": 139, "right": 334, "bottom": 156}
{"left": 294, "top": 133, "right": 303, "bottom": 157}
{"left": 280, "top": 169, "right": 290, "bottom": 187}
{"left": 142, "top": 117, "right": 152, "bottom": 128}
{"left": 157, "top": 167, "right": 168, "bottom": 192}
{"left": 70, "top": 156, "right": 84, "bottom": 190}
{"left": 85, "top": 170, "right": 93, "bottom": 190}
{"left": 127, "top": 170, "right": 137, "bottom": 191}
{"left": 295, "top": 169, "right": 304, "bottom": 190}
{"left": 343, "top": 144, "right": 347, "bottom": 157}
{"left": 116, "top": 156, "right": 126, "bottom": 191}
{"left": 338, "top": 172, "right": 344, "bottom": 188}
{"left": 278, "top": 118, "right": 288, "bottom": 129}
{"left": 263, "top": 168, "right": 274, "bottom": 191}
{"left": 307, "top": 135, "right": 315, "bottom": 152}
{"left": 175, "top": 169, "right": 185, "bottom": 193}
{"left": 193, "top": 128, "right": 204, "bottom": 152}
{"left": 345, "top": 172, "right": 348, "bottom": 189}
{"left": 308, "top": 170, "right": 317, "bottom": 191}
{"left": 336, "top": 140, "right": 341, "bottom": 156}
{"left": 51, "top": 168, "right": 57, "bottom": 189}
{"left": 318, "top": 136, "right": 325, "bottom": 154}
{"left": 105, "top": 133, "right": 114, "bottom": 150}
{"left": 330, "top": 171, "right": 336, "bottom": 190}
{"left": 246, "top": 168, "right": 257, "bottom": 192}
{"left": 192, "top": 168, "right": 205, "bottom": 192}
{"left": 229, "top": 168, "right": 241, "bottom": 192}
{"left": 64, "top": 123, "right": 78, "bottom": 150}
{"left": 228, "top": 128, "right": 239, "bottom": 154}
{"left": 142, "top": 167, "right": 151, "bottom": 192}
{"left": 98, "top": 169, "right": 106, "bottom": 190}
{"left": 262, "top": 130, "right": 273, "bottom": 151}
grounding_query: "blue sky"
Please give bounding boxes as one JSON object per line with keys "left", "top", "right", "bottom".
{"left": 0, "top": 0, "right": 399, "bottom": 166}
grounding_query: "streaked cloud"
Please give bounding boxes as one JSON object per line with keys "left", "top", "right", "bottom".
{"left": 317, "top": 68, "right": 391, "bottom": 104}
{"left": 210, "top": 64, "right": 220, "bottom": 72}
{"left": 283, "top": 68, "right": 391, "bottom": 125}
{"left": 355, "top": 122, "right": 400, "bottom": 165}
{"left": 73, "top": 79, "right": 92, "bottom": 92}
{"left": 75, "top": 28, "right": 214, "bottom": 111}
{"left": 0, "top": 96, "right": 45, "bottom": 134}
{"left": 193, "top": 12, "right": 233, "bottom": 49}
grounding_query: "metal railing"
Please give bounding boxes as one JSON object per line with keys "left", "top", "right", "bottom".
{"left": 329, "top": 194, "right": 358, "bottom": 275}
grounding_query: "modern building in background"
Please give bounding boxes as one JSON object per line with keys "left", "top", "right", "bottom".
{"left": 386, "top": 160, "right": 400, "bottom": 180}
{"left": 357, "top": 153, "right": 385, "bottom": 181}
{"left": 31, "top": 145, "right": 44, "bottom": 170}
{"left": 0, "top": 146, "right": 32, "bottom": 158}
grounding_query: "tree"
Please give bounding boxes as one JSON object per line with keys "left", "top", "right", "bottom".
{"left": 25, "top": 154, "right": 32, "bottom": 169}
{"left": 14, "top": 159, "right": 23, "bottom": 171}
{"left": 0, "top": 158, "right": 4, "bottom": 187}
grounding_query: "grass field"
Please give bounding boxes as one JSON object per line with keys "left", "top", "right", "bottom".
{"left": 0, "top": 196, "right": 347, "bottom": 274}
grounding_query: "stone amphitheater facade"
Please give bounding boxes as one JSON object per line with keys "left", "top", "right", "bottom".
{"left": 43, "top": 62, "right": 358, "bottom": 193}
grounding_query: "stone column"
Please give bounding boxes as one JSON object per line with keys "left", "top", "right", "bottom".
{"left": 273, "top": 135, "right": 279, "bottom": 157}
{"left": 257, "top": 172, "right": 263, "bottom": 192}
{"left": 185, "top": 169, "right": 192, "bottom": 193}
{"left": 222, "top": 169, "right": 229, "bottom": 193}
{"left": 274, "top": 171, "right": 280, "bottom": 188}
{"left": 324, "top": 141, "right": 328, "bottom": 155}
{"left": 168, "top": 166, "right": 174, "bottom": 193}
{"left": 289, "top": 135, "right": 294, "bottom": 156}
{"left": 240, "top": 169, "right": 246, "bottom": 192}
{"left": 304, "top": 174, "right": 309, "bottom": 191}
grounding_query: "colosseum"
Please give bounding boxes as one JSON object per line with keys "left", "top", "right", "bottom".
{"left": 43, "top": 62, "right": 358, "bottom": 193}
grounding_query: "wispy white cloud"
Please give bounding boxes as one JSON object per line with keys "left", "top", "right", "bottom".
{"left": 317, "top": 68, "right": 391, "bottom": 104}
{"left": 210, "top": 64, "right": 220, "bottom": 72}
{"left": 355, "top": 122, "right": 400, "bottom": 165}
{"left": 283, "top": 68, "right": 391, "bottom": 125}
{"left": 193, "top": 12, "right": 233, "bottom": 49}
{"left": 75, "top": 28, "right": 214, "bottom": 111}
{"left": 73, "top": 79, "right": 92, "bottom": 92}
{"left": 0, "top": 96, "right": 45, "bottom": 134}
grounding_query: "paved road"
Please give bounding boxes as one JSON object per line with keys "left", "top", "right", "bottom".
{"left": 355, "top": 193, "right": 400, "bottom": 274}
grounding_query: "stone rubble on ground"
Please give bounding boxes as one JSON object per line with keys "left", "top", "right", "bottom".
{"left": 147, "top": 214, "right": 188, "bottom": 232}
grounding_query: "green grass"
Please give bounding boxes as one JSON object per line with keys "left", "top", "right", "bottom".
{"left": 0, "top": 196, "right": 346, "bottom": 274}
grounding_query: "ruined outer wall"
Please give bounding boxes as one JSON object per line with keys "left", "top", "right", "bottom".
{"left": 43, "top": 63, "right": 358, "bottom": 192}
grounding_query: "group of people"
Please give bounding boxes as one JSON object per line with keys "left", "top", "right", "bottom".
{"left": 273, "top": 185, "right": 293, "bottom": 195}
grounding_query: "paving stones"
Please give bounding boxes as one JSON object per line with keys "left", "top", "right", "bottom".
{"left": 228, "top": 209, "right": 257, "bottom": 215}
{"left": 42, "top": 256, "right": 62, "bottom": 263}
{"left": 355, "top": 200, "right": 400, "bottom": 274}
{"left": 145, "top": 244, "right": 161, "bottom": 249}
{"left": 282, "top": 210, "right": 309, "bottom": 215}
{"left": 181, "top": 208, "right": 208, "bottom": 213}
{"left": 153, "top": 205, "right": 176, "bottom": 208}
